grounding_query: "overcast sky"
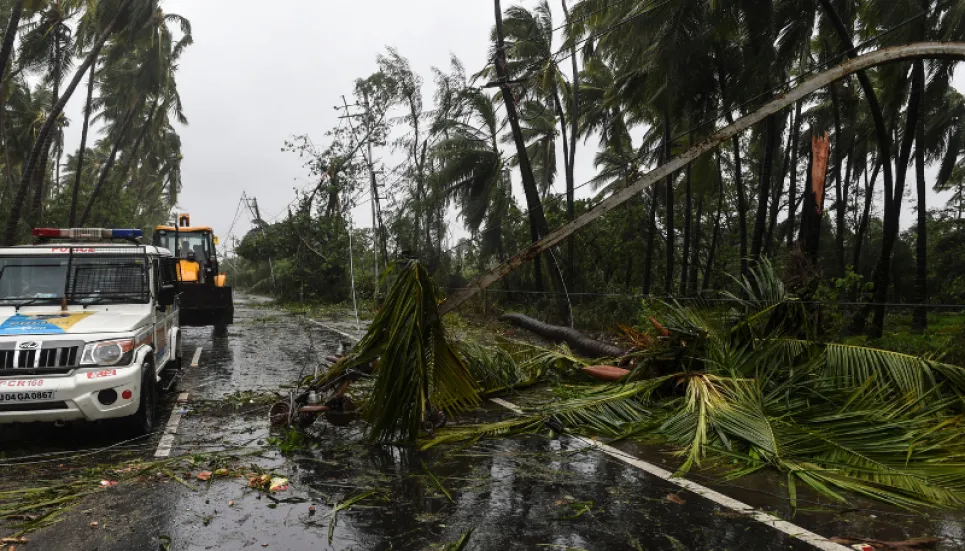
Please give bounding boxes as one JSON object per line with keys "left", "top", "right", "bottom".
{"left": 61, "top": 1, "right": 965, "bottom": 249}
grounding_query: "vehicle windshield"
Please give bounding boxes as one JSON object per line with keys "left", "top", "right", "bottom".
{"left": 155, "top": 230, "right": 210, "bottom": 264}
{"left": 0, "top": 253, "right": 150, "bottom": 305}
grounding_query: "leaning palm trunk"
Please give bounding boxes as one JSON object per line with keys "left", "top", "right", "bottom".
{"left": 0, "top": 1, "right": 22, "bottom": 87}
{"left": 439, "top": 43, "right": 965, "bottom": 315}
{"left": 70, "top": 60, "right": 98, "bottom": 227}
{"left": 912, "top": 60, "right": 928, "bottom": 332}
{"left": 315, "top": 261, "right": 480, "bottom": 443}
{"left": 79, "top": 103, "right": 141, "bottom": 226}
{"left": 116, "top": 98, "right": 159, "bottom": 190}
{"left": 3, "top": 2, "right": 132, "bottom": 244}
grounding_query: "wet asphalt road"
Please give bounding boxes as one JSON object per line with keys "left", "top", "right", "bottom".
{"left": 2, "top": 297, "right": 964, "bottom": 550}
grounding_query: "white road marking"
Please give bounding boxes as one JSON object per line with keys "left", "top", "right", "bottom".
{"left": 489, "top": 398, "right": 850, "bottom": 551}
{"left": 190, "top": 346, "right": 203, "bottom": 367}
{"left": 154, "top": 392, "right": 190, "bottom": 458}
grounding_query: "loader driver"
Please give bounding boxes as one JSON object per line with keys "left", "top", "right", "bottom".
{"left": 179, "top": 250, "right": 202, "bottom": 283}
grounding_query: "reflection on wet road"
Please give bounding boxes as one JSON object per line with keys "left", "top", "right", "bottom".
{"left": 3, "top": 296, "right": 963, "bottom": 550}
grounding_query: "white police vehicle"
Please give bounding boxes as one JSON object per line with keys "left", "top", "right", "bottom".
{"left": 0, "top": 228, "right": 182, "bottom": 435}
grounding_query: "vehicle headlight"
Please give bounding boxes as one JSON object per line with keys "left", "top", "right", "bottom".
{"left": 81, "top": 339, "right": 135, "bottom": 366}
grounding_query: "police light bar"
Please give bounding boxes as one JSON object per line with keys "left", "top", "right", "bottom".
{"left": 32, "top": 228, "right": 143, "bottom": 240}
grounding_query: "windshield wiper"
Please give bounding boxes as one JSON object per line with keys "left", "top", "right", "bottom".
{"left": 10, "top": 298, "right": 59, "bottom": 310}
{"left": 72, "top": 294, "right": 146, "bottom": 306}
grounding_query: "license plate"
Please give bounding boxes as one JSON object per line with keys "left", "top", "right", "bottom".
{"left": 0, "top": 391, "right": 56, "bottom": 403}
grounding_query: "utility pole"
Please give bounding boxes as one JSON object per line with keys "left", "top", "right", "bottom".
{"left": 242, "top": 191, "right": 275, "bottom": 291}
{"left": 337, "top": 94, "right": 388, "bottom": 297}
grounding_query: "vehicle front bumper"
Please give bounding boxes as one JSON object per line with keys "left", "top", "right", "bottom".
{"left": 0, "top": 362, "right": 144, "bottom": 424}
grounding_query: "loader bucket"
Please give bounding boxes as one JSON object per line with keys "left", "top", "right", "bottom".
{"left": 178, "top": 284, "right": 234, "bottom": 327}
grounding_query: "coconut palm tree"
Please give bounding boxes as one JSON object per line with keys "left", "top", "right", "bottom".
{"left": 432, "top": 86, "right": 506, "bottom": 240}
{"left": 18, "top": 0, "right": 84, "bottom": 222}
{"left": 3, "top": 0, "right": 151, "bottom": 245}
{"left": 79, "top": 4, "right": 190, "bottom": 225}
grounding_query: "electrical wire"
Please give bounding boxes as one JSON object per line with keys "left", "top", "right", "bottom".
{"left": 439, "top": 286, "right": 965, "bottom": 310}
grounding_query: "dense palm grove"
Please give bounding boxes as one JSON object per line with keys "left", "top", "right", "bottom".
{"left": 238, "top": 0, "right": 965, "bottom": 339}
{"left": 0, "top": 0, "right": 189, "bottom": 243}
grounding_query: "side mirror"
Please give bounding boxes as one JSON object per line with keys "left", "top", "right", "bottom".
{"left": 213, "top": 236, "right": 220, "bottom": 246}
{"left": 158, "top": 283, "right": 177, "bottom": 307}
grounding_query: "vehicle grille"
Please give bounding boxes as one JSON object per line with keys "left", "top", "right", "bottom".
{"left": 0, "top": 346, "right": 80, "bottom": 372}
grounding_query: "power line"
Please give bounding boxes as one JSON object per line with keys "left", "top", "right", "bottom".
{"left": 439, "top": 286, "right": 965, "bottom": 310}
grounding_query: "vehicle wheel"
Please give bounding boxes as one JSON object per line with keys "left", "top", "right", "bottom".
{"left": 127, "top": 360, "right": 158, "bottom": 436}
{"left": 161, "top": 336, "right": 183, "bottom": 394}
{"left": 171, "top": 333, "right": 184, "bottom": 371}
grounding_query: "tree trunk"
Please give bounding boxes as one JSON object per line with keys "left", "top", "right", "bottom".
{"left": 690, "top": 195, "right": 703, "bottom": 295}
{"left": 493, "top": 0, "right": 569, "bottom": 324}
{"left": 751, "top": 115, "right": 777, "bottom": 260}
{"left": 437, "top": 43, "right": 965, "bottom": 315}
{"left": 0, "top": 1, "right": 23, "bottom": 88}
{"left": 500, "top": 313, "right": 627, "bottom": 357}
{"left": 830, "top": 81, "right": 846, "bottom": 277}
{"left": 3, "top": 5, "right": 129, "bottom": 245}
{"left": 30, "top": 145, "right": 50, "bottom": 225}
{"left": 716, "top": 60, "right": 748, "bottom": 279}
{"left": 562, "top": 0, "right": 579, "bottom": 288}
{"left": 52, "top": 36, "right": 63, "bottom": 197}
{"left": 869, "top": 62, "right": 922, "bottom": 336}
{"left": 643, "top": 186, "right": 657, "bottom": 295}
{"left": 852, "top": 160, "right": 880, "bottom": 270}
{"left": 764, "top": 117, "right": 792, "bottom": 256}
{"left": 912, "top": 59, "right": 927, "bottom": 332}
{"left": 663, "top": 103, "right": 674, "bottom": 295}
{"left": 703, "top": 153, "right": 724, "bottom": 293}
{"left": 117, "top": 97, "right": 159, "bottom": 190}
{"left": 680, "top": 160, "right": 691, "bottom": 293}
{"left": 816, "top": 0, "right": 898, "bottom": 338}
{"left": 70, "top": 60, "right": 97, "bottom": 227}
{"left": 786, "top": 100, "right": 802, "bottom": 248}
{"left": 79, "top": 104, "right": 140, "bottom": 226}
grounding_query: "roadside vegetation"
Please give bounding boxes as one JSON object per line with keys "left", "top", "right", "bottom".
{"left": 295, "top": 259, "right": 965, "bottom": 511}
{"left": 233, "top": 0, "right": 965, "bottom": 512}
{"left": 0, "top": 0, "right": 190, "bottom": 243}
{"left": 234, "top": 0, "right": 965, "bottom": 344}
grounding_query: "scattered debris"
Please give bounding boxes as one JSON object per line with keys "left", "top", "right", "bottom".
{"left": 581, "top": 365, "right": 631, "bottom": 382}
{"left": 196, "top": 471, "right": 212, "bottom": 482}
{"left": 268, "top": 478, "right": 289, "bottom": 493}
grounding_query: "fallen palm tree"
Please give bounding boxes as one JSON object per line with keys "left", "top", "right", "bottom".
{"left": 290, "top": 260, "right": 481, "bottom": 443}
{"left": 422, "top": 261, "right": 965, "bottom": 510}
{"left": 498, "top": 313, "right": 628, "bottom": 358}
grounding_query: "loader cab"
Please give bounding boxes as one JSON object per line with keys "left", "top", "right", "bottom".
{"left": 153, "top": 214, "right": 233, "bottom": 328}
{"left": 152, "top": 227, "right": 219, "bottom": 285}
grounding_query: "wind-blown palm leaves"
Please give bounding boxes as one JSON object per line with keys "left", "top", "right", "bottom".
{"left": 316, "top": 260, "right": 481, "bottom": 443}
{"left": 423, "top": 261, "right": 965, "bottom": 509}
